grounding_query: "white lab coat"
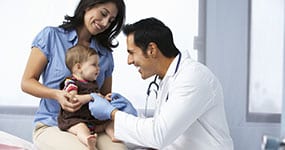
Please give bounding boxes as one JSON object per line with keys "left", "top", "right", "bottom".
{"left": 114, "top": 51, "right": 234, "bottom": 150}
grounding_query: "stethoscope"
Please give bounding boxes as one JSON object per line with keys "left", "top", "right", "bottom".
{"left": 144, "top": 52, "right": 182, "bottom": 117}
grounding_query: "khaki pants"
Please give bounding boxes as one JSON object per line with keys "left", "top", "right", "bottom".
{"left": 33, "top": 123, "right": 127, "bottom": 150}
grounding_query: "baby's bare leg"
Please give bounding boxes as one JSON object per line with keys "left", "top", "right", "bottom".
{"left": 87, "top": 134, "right": 97, "bottom": 150}
{"left": 68, "top": 123, "right": 98, "bottom": 150}
{"left": 105, "top": 121, "right": 121, "bottom": 142}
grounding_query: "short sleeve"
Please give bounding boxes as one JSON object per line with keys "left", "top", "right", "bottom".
{"left": 62, "top": 78, "right": 78, "bottom": 92}
{"left": 31, "top": 26, "right": 54, "bottom": 60}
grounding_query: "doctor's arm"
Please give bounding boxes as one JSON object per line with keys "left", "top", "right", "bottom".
{"left": 88, "top": 71, "right": 215, "bottom": 148}
{"left": 113, "top": 71, "right": 216, "bottom": 148}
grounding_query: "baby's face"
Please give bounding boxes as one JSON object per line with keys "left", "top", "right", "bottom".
{"left": 80, "top": 55, "right": 100, "bottom": 81}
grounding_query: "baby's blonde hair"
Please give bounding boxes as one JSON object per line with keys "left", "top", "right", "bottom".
{"left": 65, "top": 45, "right": 98, "bottom": 71}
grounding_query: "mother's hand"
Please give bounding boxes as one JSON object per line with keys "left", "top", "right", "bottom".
{"left": 56, "top": 90, "right": 82, "bottom": 112}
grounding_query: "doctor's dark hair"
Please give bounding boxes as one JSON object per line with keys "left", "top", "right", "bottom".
{"left": 59, "top": 0, "right": 126, "bottom": 50}
{"left": 122, "top": 17, "right": 179, "bottom": 58}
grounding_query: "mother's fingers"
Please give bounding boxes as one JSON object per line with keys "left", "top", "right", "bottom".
{"left": 62, "top": 98, "right": 82, "bottom": 112}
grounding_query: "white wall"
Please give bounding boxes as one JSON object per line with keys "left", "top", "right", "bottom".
{"left": 112, "top": 0, "right": 198, "bottom": 109}
{"left": 0, "top": 0, "right": 198, "bottom": 109}
{"left": 1, "top": 1, "right": 282, "bottom": 149}
{"left": 0, "top": 0, "right": 79, "bottom": 106}
{"left": 0, "top": 0, "right": 198, "bottom": 142}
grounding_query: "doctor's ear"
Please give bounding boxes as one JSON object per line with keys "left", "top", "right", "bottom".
{"left": 147, "top": 42, "right": 159, "bottom": 58}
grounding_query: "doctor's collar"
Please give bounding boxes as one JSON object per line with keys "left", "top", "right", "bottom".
{"left": 162, "top": 52, "right": 182, "bottom": 79}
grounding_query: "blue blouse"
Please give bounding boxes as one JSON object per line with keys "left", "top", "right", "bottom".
{"left": 31, "top": 26, "right": 114, "bottom": 126}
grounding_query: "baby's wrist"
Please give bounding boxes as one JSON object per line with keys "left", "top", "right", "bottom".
{"left": 111, "top": 109, "right": 118, "bottom": 121}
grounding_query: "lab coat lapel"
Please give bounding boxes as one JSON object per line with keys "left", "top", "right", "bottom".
{"left": 155, "top": 76, "right": 173, "bottom": 116}
{"left": 155, "top": 52, "right": 183, "bottom": 115}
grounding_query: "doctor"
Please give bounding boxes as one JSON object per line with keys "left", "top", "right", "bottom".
{"left": 88, "top": 17, "right": 234, "bottom": 150}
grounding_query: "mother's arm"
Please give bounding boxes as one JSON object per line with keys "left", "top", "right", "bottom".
{"left": 21, "top": 47, "right": 81, "bottom": 112}
{"left": 100, "top": 76, "right": 112, "bottom": 95}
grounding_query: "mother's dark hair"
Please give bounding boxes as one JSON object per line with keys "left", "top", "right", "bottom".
{"left": 59, "top": 0, "right": 125, "bottom": 50}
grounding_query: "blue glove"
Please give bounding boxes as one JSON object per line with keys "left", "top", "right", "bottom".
{"left": 88, "top": 93, "right": 115, "bottom": 120}
{"left": 111, "top": 93, "right": 138, "bottom": 116}
{"left": 110, "top": 94, "right": 127, "bottom": 110}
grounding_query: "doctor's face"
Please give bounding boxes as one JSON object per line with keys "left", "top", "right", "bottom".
{"left": 126, "top": 34, "right": 156, "bottom": 79}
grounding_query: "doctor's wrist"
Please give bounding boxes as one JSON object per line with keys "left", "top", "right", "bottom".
{"left": 111, "top": 109, "right": 118, "bottom": 121}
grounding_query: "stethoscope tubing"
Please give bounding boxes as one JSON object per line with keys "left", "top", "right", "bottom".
{"left": 144, "top": 52, "right": 182, "bottom": 117}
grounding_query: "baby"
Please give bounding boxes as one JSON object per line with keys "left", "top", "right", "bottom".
{"left": 57, "top": 45, "right": 119, "bottom": 150}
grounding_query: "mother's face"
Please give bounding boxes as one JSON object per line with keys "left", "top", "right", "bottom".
{"left": 84, "top": 2, "right": 118, "bottom": 35}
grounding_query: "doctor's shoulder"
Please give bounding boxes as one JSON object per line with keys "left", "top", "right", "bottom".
{"left": 177, "top": 59, "right": 221, "bottom": 87}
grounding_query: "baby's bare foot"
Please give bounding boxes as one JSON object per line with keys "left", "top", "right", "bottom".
{"left": 87, "top": 134, "right": 97, "bottom": 150}
{"left": 111, "top": 137, "right": 122, "bottom": 143}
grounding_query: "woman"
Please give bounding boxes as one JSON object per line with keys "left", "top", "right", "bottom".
{"left": 21, "top": 0, "right": 126, "bottom": 149}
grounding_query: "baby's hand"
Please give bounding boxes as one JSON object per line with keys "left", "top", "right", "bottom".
{"left": 57, "top": 90, "right": 81, "bottom": 112}
{"left": 75, "top": 94, "right": 92, "bottom": 104}
{"left": 96, "top": 93, "right": 112, "bottom": 101}
{"left": 105, "top": 93, "right": 112, "bottom": 101}
{"left": 70, "top": 94, "right": 78, "bottom": 103}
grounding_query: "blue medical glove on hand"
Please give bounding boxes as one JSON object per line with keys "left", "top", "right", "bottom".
{"left": 110, "top": 94, "right": 126, "bottom": 110}
{"left": 88, "top": 93, "right": 115, "bottom": 120}
{"left": 111, "top": 93, "right": 138, "bottom": 116}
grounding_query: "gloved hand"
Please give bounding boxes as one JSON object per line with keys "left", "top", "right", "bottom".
{"left": 88, "top": 93, "right": 115, "bottom": 120}
{"left": 111, "top": 93, "right": 138, "bottom": 116}
{"left": 110, "top": 94, "right": 126, "bottom": 110}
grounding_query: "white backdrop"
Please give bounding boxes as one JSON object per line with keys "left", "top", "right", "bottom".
{"left": 0, "top": 0, "right": 198, "bottom": 109}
